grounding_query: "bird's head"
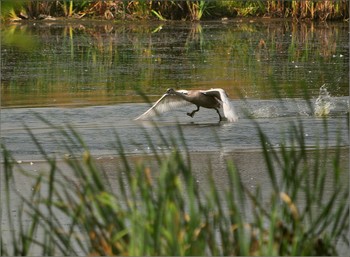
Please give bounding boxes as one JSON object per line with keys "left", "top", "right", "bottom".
{"left": 166, "top": 88, "right": 176, "bottom": 95}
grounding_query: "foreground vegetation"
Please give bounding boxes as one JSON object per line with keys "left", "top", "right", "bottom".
{"left": 1, "top": 111, "right": 348, "bottom": 255}
{"left": 2, "top": 0, "right": 349, "bottom": 22}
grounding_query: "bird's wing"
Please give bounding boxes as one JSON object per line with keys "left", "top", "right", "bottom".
{"left": 201, "top": 89, "right": 222, "bottom": 100}
{"left": 203, "top": 88, "right": 238, "bottom": 122}
{"left": 135, "top": 93, "right": 192, "bottom": 120}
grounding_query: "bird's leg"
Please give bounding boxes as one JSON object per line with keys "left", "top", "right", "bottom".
{"left": 215, "top": 108, "right": 224, "bottom": 121}
{"left": 187, "top": 105, "right": 200, "bottom": 118}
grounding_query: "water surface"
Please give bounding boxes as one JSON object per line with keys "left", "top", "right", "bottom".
{"left": 1, "top": 19, "right": 348, "bottom": 107}
{"left": 1, "top": 19, "right": 348, "bottom": 159}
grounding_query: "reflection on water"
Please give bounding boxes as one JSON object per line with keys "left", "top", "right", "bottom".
{"left": 1, "top": 20, "right": 349, "bottom": 107}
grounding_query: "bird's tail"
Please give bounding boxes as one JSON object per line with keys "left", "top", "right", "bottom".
{"left": 220, "top": 91, "right": 238, "bottom": 122}
{"left": 223, "top": 100, "right": 238, "bottom": 122}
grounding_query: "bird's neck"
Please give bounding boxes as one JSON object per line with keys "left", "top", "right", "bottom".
{"left": 174, "top": 91, "right": 189, "bottom": 100}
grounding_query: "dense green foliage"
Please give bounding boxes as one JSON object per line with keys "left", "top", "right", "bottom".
{"left": 2, "top": 0, "right": 349, "bottom": 21}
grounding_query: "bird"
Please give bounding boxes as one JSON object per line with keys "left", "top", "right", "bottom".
{"left": 135, "top": 88, "right": 238, "bottom": 122}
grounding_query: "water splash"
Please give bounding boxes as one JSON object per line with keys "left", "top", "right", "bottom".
{"left": 251, "top": 105, "right": 278, "bottom": 118}
{"left": 314, "top": 84, "right": 334, "bottom": 117}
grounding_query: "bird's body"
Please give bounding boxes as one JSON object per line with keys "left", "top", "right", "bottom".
{"left": 135, "top": 88, "right": 238, "bottom": 122}
{"left": 182, "top": 90, "right": 221, "bottom": 109}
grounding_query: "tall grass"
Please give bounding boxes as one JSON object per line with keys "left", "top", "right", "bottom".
{"left": 1, "top": 109, "right": 348, "bottom": 255}
{"left": 2, "top": 0, "right": 348, "bottom": 21}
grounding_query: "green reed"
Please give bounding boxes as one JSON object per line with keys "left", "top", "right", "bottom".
{"left": 1, "top": 108, "right": 348, "bottom": 256}
{"left": 2, "top": 0, "right": 348, "bottom": 21}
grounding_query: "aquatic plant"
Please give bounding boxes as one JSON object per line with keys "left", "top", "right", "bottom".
{"left": 1, "top": 0, "right": 348, "bottom": 21}
{"left": 1, "top": 110, "right": 348, "bottom": 255}
{"left": 186, "top": 1, "right": 207, "bottom": 21}
{"left": 266, "top": 0, "right": 347, "bottom": 20}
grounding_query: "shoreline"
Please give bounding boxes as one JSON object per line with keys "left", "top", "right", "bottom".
{"left": 3, "top": 15, "right": 349, "bottom": 25}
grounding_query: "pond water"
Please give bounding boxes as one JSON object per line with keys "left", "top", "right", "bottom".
{"left": 1, "top": 19, "right": 349, "bottom": 160}
{"left": 1, "top": 19, "right": 349, "bottom": 255}
{"left": 1, "top": 19, "right": 349, "bottom": 108}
